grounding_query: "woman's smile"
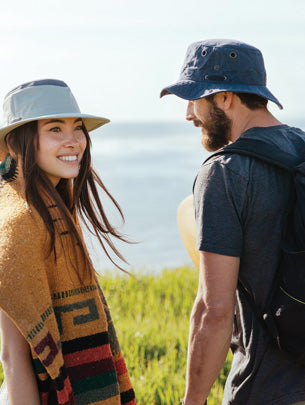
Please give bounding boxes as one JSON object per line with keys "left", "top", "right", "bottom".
{"left": 57, "top": 153, "right": 79, "bottom": 163}
{"left": 37, "top": 118, "right": 87, "bottom": 186}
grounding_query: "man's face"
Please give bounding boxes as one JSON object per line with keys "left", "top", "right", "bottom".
{"left": 186, "top": 97, "right": 232, "bottom": 152}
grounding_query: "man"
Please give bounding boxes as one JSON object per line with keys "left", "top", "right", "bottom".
{"left": 160, "top": 39, "right": 305, "bottom": 405}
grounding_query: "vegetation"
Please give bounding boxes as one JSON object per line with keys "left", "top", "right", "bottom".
{"left": 0, "top": 266, "right": 232, "bottom": 404}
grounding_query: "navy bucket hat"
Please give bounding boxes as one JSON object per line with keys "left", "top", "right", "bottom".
{"left": 160, "top": 39, "right": 283, "bottom": 109}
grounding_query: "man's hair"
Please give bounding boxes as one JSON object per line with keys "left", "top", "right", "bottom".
{"left": 234, "top": 92, "right": 268, "bottom": 110}
{"left": 6, "top": 121, "right": 129, "bottom": 280}
{"left": 205, "top": 92, "right": 268, "bottom": 110}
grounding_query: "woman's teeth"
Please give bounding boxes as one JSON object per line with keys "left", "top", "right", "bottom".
{"left": 58, "top": 155, "right": 77, "bottom": 161}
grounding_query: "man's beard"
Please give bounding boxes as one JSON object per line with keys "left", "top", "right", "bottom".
{"left": 201, "top": 101, "right": 232, "bottom": 152}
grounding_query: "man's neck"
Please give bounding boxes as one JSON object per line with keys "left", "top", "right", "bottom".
{"left": 230, "top": 108, "right": 282, "bottom": 143}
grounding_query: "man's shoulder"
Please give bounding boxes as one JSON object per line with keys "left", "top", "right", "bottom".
{"left": 199, "top": 151, "right": 252, "bottom": 182}
{"left": 241, "top": 124, "right": 305, "bottom": 155}
{"left": 194, "top": 153, "right": 250, "bottom": 200}
{"left": 200, "top": 124, "right": 305, "bottom": 175}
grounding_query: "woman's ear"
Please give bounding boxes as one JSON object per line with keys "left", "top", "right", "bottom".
{"left": 5, "top": 133, "right": 17, "bottom": 160}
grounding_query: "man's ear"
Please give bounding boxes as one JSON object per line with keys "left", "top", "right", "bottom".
{"left": 220, "top": 92, "right": 234, "bottom": 111}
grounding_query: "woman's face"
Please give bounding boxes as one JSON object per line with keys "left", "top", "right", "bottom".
{"left": 36, "top": 117, "right": 87, "bottom": 186}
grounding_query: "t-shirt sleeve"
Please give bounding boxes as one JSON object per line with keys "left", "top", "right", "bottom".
{"left": 193, "top": 158, "right": 248, "bottom": 257}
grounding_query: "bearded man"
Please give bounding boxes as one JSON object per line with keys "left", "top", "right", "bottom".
{"left": 160, "top": 39, "right": 305, "bottom": 405}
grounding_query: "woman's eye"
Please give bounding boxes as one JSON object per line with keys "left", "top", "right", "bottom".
{"left": 75, "top": 125, "right": 83, "bottom": 131}
{"left": 50, "top": 127, "right": 61, "bottom": 133}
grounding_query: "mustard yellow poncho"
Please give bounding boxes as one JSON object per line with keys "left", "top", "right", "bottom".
{"left": 0, "top": 154, "right": 136, "bottom": 405}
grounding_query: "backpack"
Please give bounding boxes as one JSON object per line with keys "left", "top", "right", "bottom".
{"left": 204, "top": 137, "right": 305, "bottom": 365}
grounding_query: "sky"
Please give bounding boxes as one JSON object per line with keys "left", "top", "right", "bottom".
{"left": 0, "top": 0, "right": 305, "bottom": 124}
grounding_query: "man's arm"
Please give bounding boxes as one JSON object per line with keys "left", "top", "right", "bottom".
{"left": 0, "top": 310, "right": 40, "bottom": 405}
{"left": 183, "top": 251, "right": 239, "bottom": 405}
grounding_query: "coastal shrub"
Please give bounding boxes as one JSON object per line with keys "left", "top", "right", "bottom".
{"left": 100, "top": 266, "right": 232, "bottom": 404}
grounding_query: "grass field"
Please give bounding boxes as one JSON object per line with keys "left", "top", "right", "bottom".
{"left": 0, "top": 266, "right": 232, "bottom": 404}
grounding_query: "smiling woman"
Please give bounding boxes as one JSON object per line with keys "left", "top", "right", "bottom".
{"left": 0, "top": 79, "right": 136, "bottom": 405}
{"left": 36, "top": 118, "right": 87, "bottom": 186}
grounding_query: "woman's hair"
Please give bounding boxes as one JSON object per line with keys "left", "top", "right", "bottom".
{"left": 6, "top": 120, "right": 129, "bottom": 280}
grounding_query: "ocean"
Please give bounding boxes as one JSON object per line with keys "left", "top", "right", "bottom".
{"left": 85, "top": 121, "right": 209, "bottom": 273}
{"left": 84, "top": 119, "right": 305, "bottom": 274}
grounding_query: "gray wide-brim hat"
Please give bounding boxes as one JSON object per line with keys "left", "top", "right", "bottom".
{"left": 160, "top": 39, "right": 283, "bottom": 109}
{"left": 0, "top": 79, "right": 110, "bottom": 149}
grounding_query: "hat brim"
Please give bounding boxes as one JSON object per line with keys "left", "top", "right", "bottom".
{"left": 0, "top": 113, "right": 110, "bottom": 149}
{"left": 160, "top": 80, "right": 283, "bottom": 109}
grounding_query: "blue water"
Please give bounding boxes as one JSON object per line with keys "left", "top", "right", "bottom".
{"left": 85, "top": 121, "right": 209, "bottom": 273}
{"left": 85, "top": 119, "right": 305, "bottom": 273}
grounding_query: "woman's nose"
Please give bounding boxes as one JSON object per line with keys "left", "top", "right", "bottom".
{"left": 63, "top": 130, "right": 80, "bottom": 146}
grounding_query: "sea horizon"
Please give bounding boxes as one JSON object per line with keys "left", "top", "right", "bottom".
{"left": 85, "top": 119, "right": 305, "bottom": 274}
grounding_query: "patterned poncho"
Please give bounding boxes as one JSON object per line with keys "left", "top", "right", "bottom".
{"left": 0, "top": 153, "right": 136, "bottom": 405}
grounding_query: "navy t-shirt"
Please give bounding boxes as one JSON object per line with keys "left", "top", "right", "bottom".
{"left": 193, "top": 125, "right": 305, "bottom": 405}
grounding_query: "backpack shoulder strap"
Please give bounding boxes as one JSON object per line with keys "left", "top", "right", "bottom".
{"left": 204, "top": 138, "right": 298, "bottom": 172}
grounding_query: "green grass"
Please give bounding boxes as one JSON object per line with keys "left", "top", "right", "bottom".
{"left": 0, "top": 266, "right": 232, "bottom": 404}
{"left": 0, "top": 359, "right": 2, "bottom": 387}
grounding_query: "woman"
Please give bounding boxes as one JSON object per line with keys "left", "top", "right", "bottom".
{"left": 0, "top": 79, "right": 136, "bottom": 405}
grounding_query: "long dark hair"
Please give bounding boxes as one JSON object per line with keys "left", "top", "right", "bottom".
{"left": 6, "top": 120, "right": 129, "bottom": 279}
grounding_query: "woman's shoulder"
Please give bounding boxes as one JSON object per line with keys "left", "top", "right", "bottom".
{"left": 0, "top": 182, "right": 43, "bottom": 246}
{"left": 0, "top": 180, "right": 28, "bottom": 217}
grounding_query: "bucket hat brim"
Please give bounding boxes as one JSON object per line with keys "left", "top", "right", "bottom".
{"left": 160, "top": 80, "right": 283, "bottom": 110}
{"left": 0, "top": 113, "right": 110, "bottom": 148}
